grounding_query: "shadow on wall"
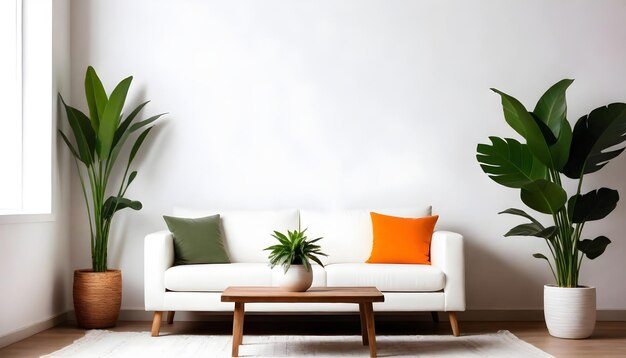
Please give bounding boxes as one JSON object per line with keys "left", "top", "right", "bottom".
{"left": 52, "top": 270, "right": 69, "bottom": 315}
{"left": 446, "top": 224, "right": 549, "bottom": 310}
{"left": 107, "top": 119, "right": 171, "bottom": 270}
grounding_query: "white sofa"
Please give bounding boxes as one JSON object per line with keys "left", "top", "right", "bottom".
{"left": 145, "top": 207, "right": 465, "bottom": 336}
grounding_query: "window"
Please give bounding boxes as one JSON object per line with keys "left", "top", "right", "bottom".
{"left": 0, "top": 0, "right": 52, "bottom": 219}
{"left": 0, "top": 0, "right": 22, "bottom": 211}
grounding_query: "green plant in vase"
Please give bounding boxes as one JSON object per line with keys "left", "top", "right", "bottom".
{"left": 59, "top": 66, "right": 165, "bottom": 328}
{"left": 476, "top": 79, "right": 626, "bottom": 338}
{"left": 265, "top": 229, "right": 327, "bottom": 272}
{"left": 265, "top": 228, "right": 327, "bottom": 291}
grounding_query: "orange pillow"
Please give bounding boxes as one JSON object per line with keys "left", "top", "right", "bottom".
{"left": 366, "top": 212, "right": 439, "bottom": 264}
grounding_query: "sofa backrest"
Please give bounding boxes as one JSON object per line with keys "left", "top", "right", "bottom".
{"left": 172, "top": 207, "right": 431, "bottom": 264}
{"left": 300, "top": 207, "right": 432, "bottom": 264}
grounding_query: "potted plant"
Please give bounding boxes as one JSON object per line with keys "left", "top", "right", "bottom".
{"left": 265, "top": 228, "right": 327, "bottom": 292}
{"left": 476, "top": 79, "right": 626, "bottom": 338}
{"left": 59, "top": 66, "right": 164, "bottom": 328}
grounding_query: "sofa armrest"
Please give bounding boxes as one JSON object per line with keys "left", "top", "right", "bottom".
{"left": 430, "top": 230, "right": 465, "bottom": 311}
{"left": 144, "top": 230, "right": 174, "bottom": 311}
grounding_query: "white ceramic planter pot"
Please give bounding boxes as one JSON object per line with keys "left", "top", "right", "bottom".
{"left": 277, "top": 265, "right": 313, "bottom": 292}
{"left": 544, "top": 285, "right": 596, "bottom": 339}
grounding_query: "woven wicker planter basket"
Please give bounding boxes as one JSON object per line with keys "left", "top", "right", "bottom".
{"left": 73, "top": 269, "right": 122, "bottom": 329}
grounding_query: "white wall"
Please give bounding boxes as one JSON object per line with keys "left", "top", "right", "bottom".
{"left": 0, "top": 0, "right": 72, "bottom": 342}
{"left": 70, "top": 0, "right": 626, "bottom": 311}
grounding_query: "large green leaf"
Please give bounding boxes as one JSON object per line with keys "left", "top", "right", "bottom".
{"left": 491, "top": 89, "right": 554, "bottom": 168}
{"left": 66, "top": 105, "right": 96, "bottom": 155}
{"left": 102, "top": 196, "right": 142, "bottom": 221}
{"left": 500, "top": 207, "right": 556, "bottom": 240}
{"left": 563, "top": 103, "right": 626, "bottom": 178}
{"left": 97, "top": 76, "right": 133, "bottom": 159}
{"left": 520, "top": 179, "right": 567, "bottom": 214}
{"left": 529, "top": 111, "right": 573, "bottom": 170}
{"left": 477, "top": 137, "right": 547, "bottom": 188}
{"left": 84, "top": 66, "right": 108, "bottom": 132}
{"left": 129, "top": 113, "right": 163, "bottom": 132}
{"left": 578, "top": 236, "right": 611, "bottom": 260}
{"left": 531, "top": 113, "right": 557, "bottom": 145}
{"left": 548, "top": 117, "right": 572, "bottom": 170}
{"left": 504, "top": 223, "right": 544, "bottom": 237}
{"left": 498, "top": 208, "right": 543, "bottom": 226}
{"left": 109, "top": 113, "right": 165, "bottom": 168}
{"left": 128, "top": 127, "right": 153, "bottom": 166}
{"left": 58, "top": 130, "right": 81, "bottom": 160}
{"left": 112, "top": 101, "right": 150, "bottom": 149}
{"left": 60, "top": 96, "right": 94, "bottom": 165}
{"left": 537, "top": 226, "right": 557, "bottom": 239}
{"left": 567, "top": 188, "right": 619, "bottom": 223}
{"left": 504, "top": 224, "right": 555, "bottom": 239}
{"left": 533, "top": 79, "right": 574, "bottom": 138}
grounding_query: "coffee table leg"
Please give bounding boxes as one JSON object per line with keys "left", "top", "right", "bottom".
{"left": 359, "top": 303, "right": 369, "bottom": 346}
{"left": 232, "top": 302, "right": 245, "bottom": 357}
{"left": 364, "top": 302, "right": 377, "bottom": 357}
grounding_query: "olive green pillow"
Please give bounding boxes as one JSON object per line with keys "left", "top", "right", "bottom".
{"left": 163, "top": 214, "right": 230, "bottom": 265}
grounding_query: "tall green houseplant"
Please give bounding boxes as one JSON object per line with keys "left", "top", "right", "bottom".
{"left": 477, "top": 79, "right": 626, "bottom": 287}
{"left": 60, "top": 67, "right": 164, "bottom": 272}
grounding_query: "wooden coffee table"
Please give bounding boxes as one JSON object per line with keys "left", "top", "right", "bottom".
{"left": 221, "top": 286, "right": 385, "bottom": 357}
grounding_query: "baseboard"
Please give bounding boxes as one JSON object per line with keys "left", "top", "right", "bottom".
{"left": 106, "top": 309, "right": 626, "bottom": 322}
{"left": 457, "top": 310, "right": 626, "bottom": 322}
{"left": 0, "top": 312, "right": 69, "bottom": 349}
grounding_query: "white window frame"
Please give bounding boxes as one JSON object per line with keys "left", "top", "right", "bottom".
{"left": 0, "top": 0, "right": 53, "bottom": 223}
{"left": 0, "top": 0, "right": 23, "bottom": 212}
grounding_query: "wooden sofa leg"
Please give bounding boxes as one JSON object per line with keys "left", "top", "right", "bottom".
{"left": 430, "top": 311, "right": 439, "bottom": 323}
{"left": 167, "top": 311, "right": 175, "bottom": 324}
{"left": 151, "top": 311, "right": 163, "bottom": 337}
{"left": 448, "top": 312, "right": 460, "bottom": 336}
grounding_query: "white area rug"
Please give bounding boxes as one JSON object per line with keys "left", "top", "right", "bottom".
{"left": 42, "top": 330, "right": 553, "bottom": 357}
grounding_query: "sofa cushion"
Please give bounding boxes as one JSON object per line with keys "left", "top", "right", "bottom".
{"left": 163, "top": 214, "right": 230, "bottom": 265}
{"left": 173, "top": 208, "right": 300, "bottom": 263}
{"left": 367, "top": 213, "right": 438, "bottom": 264}
{"left": 165, "top": 263, "right": 272, "bottom": 292}
{"left": 300, "top": 207, "right": 432, "bottom": 264}
{"left": 325, "top": 263, "right": 445, "bottom": 292}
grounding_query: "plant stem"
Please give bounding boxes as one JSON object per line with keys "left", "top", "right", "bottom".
{"left": 75, "top": 159, "right": 95, "bottom": 260}
{"left": 547, "top": 168, "right": 580, "bottom": 287}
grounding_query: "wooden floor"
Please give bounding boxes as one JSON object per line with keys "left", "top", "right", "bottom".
{"left": 1, "top": 316, "right": 625, "bottom": 357}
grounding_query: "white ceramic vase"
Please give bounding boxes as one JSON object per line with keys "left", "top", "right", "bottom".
{"left": 277, "top": 265, "right": 313, "bottom": 292}
{"left": 544, "top": 285, "right": 596, "bottom": 339}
